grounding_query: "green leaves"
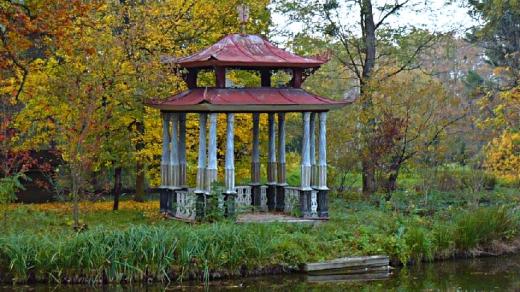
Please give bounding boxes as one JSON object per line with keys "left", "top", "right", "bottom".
{"left": 0, "top": 173, "right": 25, "bottom": 205}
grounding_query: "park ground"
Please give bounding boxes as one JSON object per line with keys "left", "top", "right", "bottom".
{"left": 1, "top": 169, "right": 519, "bottom": 284}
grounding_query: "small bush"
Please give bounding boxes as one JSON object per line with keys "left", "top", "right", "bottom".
{"left": 482, "top": 173, "right": 497, "bottom": 190}
{"left": 453, "top": 206, "right": 516, "bottom": 250}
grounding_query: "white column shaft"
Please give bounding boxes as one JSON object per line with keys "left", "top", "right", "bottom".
{"left": 161, "top": 112, "right": 171, "bottom": 187}
{"left": 207, "top": 113, "right": 218, "bottom": 192}
{"left": 310, "top": 112, "right": 317, "bottom": 187}
{"left": 196, "top": 113, "right": 207, "bottom": 193}
{"left": 277, "top": 112, "right": 286, "bottom": 185}
{"left": 301, "top": 112, "right": 312, "bottom": 190}
{"left": 170, "top": 113, "right": 179, "bottom": 188}
{"left": 225, "top": 113, "right": 235, "bottom": 193}
{"left": 318, "top": 112, "right": 328, "bottom": 190}
{"left": 267, "top": 113, "right": 277, "bottom": 184}
{"left": 251, "top": 112, "right": 260, "bottom": 184}
{"left": 179, "top": 113, "right": 187, "bottom": 188}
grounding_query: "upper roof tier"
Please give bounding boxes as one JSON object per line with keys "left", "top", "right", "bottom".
{"left": 163, "top": 34, "right": 327, "bottom": 69}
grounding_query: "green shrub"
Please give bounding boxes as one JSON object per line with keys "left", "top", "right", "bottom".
{"left": 453, "top": 206, "right": 516, "bottom": 250}
{"left": 483, "top": 174, "right": 497, "bottom": 190}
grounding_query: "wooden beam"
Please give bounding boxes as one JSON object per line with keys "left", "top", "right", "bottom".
{"left": 215, "top": 66, "right": 226, "bottom": 88}
{"left": 186, "top": 69, "right": 198, "bottom": 89}
{"left": 292, "top": 68, "right": 303, "bottom": 88}
{"left": 261, "top": 70, "right": 271, "bottom": 87}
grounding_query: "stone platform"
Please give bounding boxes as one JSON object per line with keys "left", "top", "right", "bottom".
{"left": 236, "top": 212, "right": 327, "bottom": 224}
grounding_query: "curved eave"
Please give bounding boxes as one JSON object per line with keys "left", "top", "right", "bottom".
{"left": 146, "top": 87, "right": 351, "bottom": 113}
{"left": 148, "top": 103, "right": 348, "bottom": 113}
{"left": 176, "top": 60, "right": 324, "bottom": 69}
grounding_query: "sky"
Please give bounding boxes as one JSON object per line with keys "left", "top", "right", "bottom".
{"left": 270, "top": 0, "right": 479, "bottom": 43}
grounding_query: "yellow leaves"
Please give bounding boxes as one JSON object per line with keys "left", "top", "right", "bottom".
{"left": 479, "top": 86, "right": 520, "bottom": 134}
{"left": 485, "top": 130, "right": 520, "bottom": 184}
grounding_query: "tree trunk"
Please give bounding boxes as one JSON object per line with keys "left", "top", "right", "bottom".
{"left": 362, "top": 159, "right": 377, "bottom": 195}
{"left": 134, "top": 121, "right": 145, "bottom": 202}
{"left": 71, "top": 170, "right": 80, "bottom": 229}
{"left": 360, "top": 0, "right": 378, "bottom": 195}
{"left": 113, "top": 167, "right": 122, "bottom": 210}
{"left": 385, "top": 166, "right": 400, "bottom": 193}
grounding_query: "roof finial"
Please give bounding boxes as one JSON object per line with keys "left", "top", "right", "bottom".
{"left": 237, "top": 3, "right": 250, "bottom": 35}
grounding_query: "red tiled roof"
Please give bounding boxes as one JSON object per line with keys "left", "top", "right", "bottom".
{"left": 164, "top": 34, "right": 326, "bottom": 69}
{"left": 148, "top": 88, "right": 349, "bottom": 112}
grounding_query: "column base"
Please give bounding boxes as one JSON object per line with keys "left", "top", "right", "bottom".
{"left": 275, "top": 185, "right": 286, "bottom": 212}
{"left": 299, "top": 189, "right": 312, "bottom": 218}
{"left": 250, "top": 184, "right": 262, "bottom": 210}
{"left": 168, "top": 189, "right": 177, "bottom": 216}
{"left": 224, "top": 192, "right": 237, "bottom": 218}
{"left": 317, "top": 189, "right": 329, "bottom": 218}
{"left": 159, "top": 188, "right": 169, "bottom": 213}
{"left": 266, "top": 184, "right": 277, "bottom": 211}
{"left": 194, "top": 192, "right": 207, "bottom": 221}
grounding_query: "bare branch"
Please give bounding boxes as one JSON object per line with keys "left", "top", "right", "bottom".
{"left": 375, "top": 0, "right": 411, "bottom": 30}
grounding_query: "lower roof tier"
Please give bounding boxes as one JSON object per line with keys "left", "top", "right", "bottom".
{"left": 147, "top": 87, "right": 350, "bottom": 112}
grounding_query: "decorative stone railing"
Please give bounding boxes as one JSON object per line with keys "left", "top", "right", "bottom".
{"left": 175, "top": 189, "right": 196, "bottom": 220}
{"left": 284, "top": 187, "right": 300, "bottom": 213}
{"left": 172, "top": 185, "right": 317, "bottom": 220}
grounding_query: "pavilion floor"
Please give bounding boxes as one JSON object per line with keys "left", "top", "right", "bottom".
{"left": 236, "top": 212, "right": 327, "bottom": 224}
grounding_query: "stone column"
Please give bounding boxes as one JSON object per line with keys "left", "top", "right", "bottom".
{"left": 317, "top": 111, "right": 329, "bottom": 218}
{"left": 276, "top": 112, "right": 287, "bottom": 212}
{"left": 224, "top": 113, "right": 236, "bottom": 217}
{"left": 310, "top": 112, "right": 317, "bottom": 188}
{"left": 170, "top": 113, "right": 180, "bottom": 189}
{"left": 195, "top": 113, "right": 208, "bottom": 219}
{"left": 178, "top": 113, "right": 187, "bottom": 189}
{"left": 267, "top": 113, "right": 277, "bottom": 211}
{"left": 300, "top": 112, "right": 312, "bottom": 217}
{"left": 168, "top": 113, "right": 180, "bottom": 214}
{"left": 160, "top": 112, "right": 171, "bottom": 213}
{"left": 207, "top": 113, "right": 218, "bottom": 193}
{"left": 250, "top": 112, "right": 262, "bottom": 208}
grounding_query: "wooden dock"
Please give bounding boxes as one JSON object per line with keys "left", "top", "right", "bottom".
{"left": 302, "top": 255, "right": 390, "bottom": 275}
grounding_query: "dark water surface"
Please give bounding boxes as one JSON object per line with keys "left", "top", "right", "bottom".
{"left": 2, "top": 255, "right": 519, "bottom": 291}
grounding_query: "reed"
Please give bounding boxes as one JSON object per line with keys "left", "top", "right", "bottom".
{"left": 0, "top": 202, "right": 518, "bottom": 284}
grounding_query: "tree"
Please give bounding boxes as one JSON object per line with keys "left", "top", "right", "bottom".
{"left": 108, "top": 0, "right": 271, "bottom": 201}
{"left": 0, "top": 0, "right": 93, "bottom": 199}
{"left": 15, "top": 2, "right": 112, "bottom": 228}
{"left": 466, "top": 0, "right": 520, "bottom": 183}
{"left": 467, "top": 0, "right": 520, "bottom": 88}
{"left": 275, "top": 0, "right": 441, "bottom": 194}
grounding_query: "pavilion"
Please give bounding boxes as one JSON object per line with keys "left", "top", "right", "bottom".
{"left": 148, "top": 33, "right": 348, "bottom": 221}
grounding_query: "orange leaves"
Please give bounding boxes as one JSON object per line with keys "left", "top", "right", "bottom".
{"left": 9, "top": 200, "right": 162, "bottom": 220}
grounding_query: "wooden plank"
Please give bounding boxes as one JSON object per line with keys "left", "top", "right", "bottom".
{"left": 303, "top": 255, "right": 389, "bottom": 272}
{"left": 306, "top": 270, "right": 390, "bottom": 283}
{"left": 306, "top": 265, "right": 391, "bottom": 276}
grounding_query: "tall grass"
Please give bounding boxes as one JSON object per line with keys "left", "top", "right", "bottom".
{"left": 0, "top": 203, "right": 518, "bottom": 284}
{"left": 0, "top": 223, "right": 316, "bottom": 284}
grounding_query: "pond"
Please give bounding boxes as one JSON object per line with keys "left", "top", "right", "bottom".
{"left": 1, "top": 255, "right": 519, "bottom": 291}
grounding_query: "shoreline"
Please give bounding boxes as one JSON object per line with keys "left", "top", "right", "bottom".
{"left": 1, "top": 238, "right": 519, "bottom": 285}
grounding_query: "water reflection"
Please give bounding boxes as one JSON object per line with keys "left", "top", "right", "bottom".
{"left": 1, "top": 255, "right": 519, "bottom": 291}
